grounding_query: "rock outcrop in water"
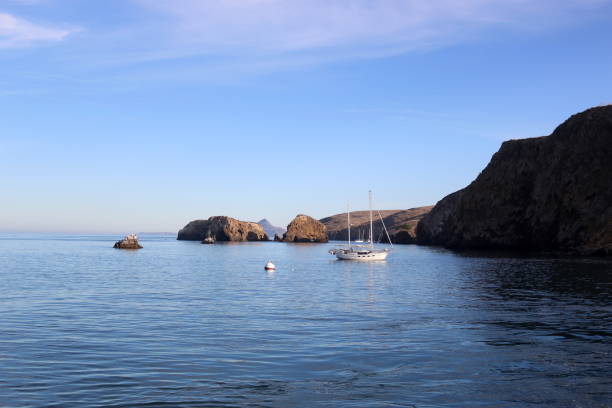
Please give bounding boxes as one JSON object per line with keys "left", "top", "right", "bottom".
{"left": 417, "top": 105, "right": 612, "bottom": 255}
{"left": 281, "top": 214, "right": 328, "bottom": 243}
{"left": 321, "top": 207, "right": 432, "bottom": 244}
{"left": 113, "top": 234, "right": 143, "bottom": 249}
{"left": 177, "top": 216, "right": 269, "bottom": 242}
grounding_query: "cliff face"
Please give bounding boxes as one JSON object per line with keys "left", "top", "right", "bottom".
{"left": 417, "top": 106, "right": 612, "bottom": 255}
{"left": 321, "top": 207, "right": 432, "bottom": 244}
{"left": 177, "top": 216, "right": 269, "bottom": 242}
{"left": 282, "top": 214, "right": 328, "bottom": 243}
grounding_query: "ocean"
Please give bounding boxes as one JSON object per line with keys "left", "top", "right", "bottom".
{"left": 1, "top": 234, "right": 610, "bottom": 407}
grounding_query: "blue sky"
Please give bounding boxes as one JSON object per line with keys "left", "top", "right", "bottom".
{"left": 1, "top": 0, "right": 611, "bottom": 233}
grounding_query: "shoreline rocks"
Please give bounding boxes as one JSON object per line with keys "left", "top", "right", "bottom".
{"left": 281, "top": 214, "right": 328, "bottom": 243}
{"left": 113, "top": 234, "right": 143, "bottom": 249}
{"left": 417, "top": 105, "right": 612, "bottom": 255}
{"left": 177, "top": 216, "right": 268, "bottom": 242}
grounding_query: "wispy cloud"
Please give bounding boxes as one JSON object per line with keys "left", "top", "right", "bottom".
{"left": 2, "top": 0, "right": 610, "bottom": 83}
{"left": 133, "top": 0, "right": 611, "bottom": 57}
{"left": 0, "top": 12, "right": 75, "bottom": 48}
{"left": 8, "top": 0, "right": 49, "bottom": 4}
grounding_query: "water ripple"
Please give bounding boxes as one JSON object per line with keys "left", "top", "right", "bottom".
{"left": 0, "top": 236, "right": 610, "bottom": 407}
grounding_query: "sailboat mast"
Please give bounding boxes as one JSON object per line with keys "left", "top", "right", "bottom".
{"left": 347, "top": 204, "right": 351, "bottom": 248}
{"left": 369, "top": 190, "right": 373, "bottom": 247}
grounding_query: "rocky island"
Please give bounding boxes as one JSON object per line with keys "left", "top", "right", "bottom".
{"left": 280, "top": 214, "right": 328, "bottom": 243}
{"left": 417, "top": 105, "right": 612, "bottom": 255}
{"left": 113, "top": 234, "right": 143, "bottom": 249}
{"left": 177, "top": 216, "right": 268, "bottom": 242}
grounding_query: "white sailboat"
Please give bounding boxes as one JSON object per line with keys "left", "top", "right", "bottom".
{"left": 329, "top": 191, "right": 392, "bottom": 261}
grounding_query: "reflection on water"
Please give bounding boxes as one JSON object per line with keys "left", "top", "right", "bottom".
{"left": 0, "top": 234, "right": 610, "bottom": 407}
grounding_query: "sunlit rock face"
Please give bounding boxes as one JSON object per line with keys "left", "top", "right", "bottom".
{"left": 177, "top": 216, "right": 268, "bottom": 242}
{"left": 282, "top": 214, "right": 328, "bottom": 243}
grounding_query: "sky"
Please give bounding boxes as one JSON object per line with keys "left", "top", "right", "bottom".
{"left": 1, "top": 0, "right": 612, "bottom": 233}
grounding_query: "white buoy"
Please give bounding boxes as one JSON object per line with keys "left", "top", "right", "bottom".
{"left": 264, "top": 261, "right": 276, "bottom": 271}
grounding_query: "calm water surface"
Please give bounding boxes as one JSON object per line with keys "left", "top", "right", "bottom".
{"left": 0, "top": 234, "right": 611, "bottom": 408}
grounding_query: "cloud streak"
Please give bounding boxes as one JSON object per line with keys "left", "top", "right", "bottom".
{"left": 3, "top": 0, "right": 610, "bottom": 84}
{"left": 0, "top": 12, "right": 74, "bottom": 48}
{"left": 134, "top": 0, "right": 610, "bottom": 57}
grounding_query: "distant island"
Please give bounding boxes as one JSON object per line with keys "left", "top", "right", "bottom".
{"left": 257, "top": 219, "right": 285, "bottom": 238}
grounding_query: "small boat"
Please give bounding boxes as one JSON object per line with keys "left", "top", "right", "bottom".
{"left": 329, "top": 191, "right": 392, "bottom": 261}
{"left": 264, "top": 261, "right": 276, "bottom": 271}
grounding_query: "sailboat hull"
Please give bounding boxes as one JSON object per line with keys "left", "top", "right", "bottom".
{"left": 335, "top": 250, "right": 388, "bottom": 261}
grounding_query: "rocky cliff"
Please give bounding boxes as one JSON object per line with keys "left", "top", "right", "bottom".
{"left": 321, "top": 207, "right": 432, "bottom": 244}
{"left": 417, "top": 106, "right": 612, "bottom": 255}
{"left": 282, "top": 214, "right": 328, "bottom": 243}
{"left": 177, "top": 216, "right": 269, "bottom": 242}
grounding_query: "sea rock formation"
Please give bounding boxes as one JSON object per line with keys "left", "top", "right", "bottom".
{"left": 417, "top": 105, "right": 612, "bottom": 255}
{"left": 177, "top": 216, "right": 269, "bottom": 242}
{"left": 321, "top": 207, "right": 432, "bottom": 244}
{"left": 113, "top": 234, "right": 143, "bottom": 249}
{"left": 258, "top": 219, "right": 286, "bottom": 238}
{"left": 281, "top": 214, "right": 328, "bottom": 243}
